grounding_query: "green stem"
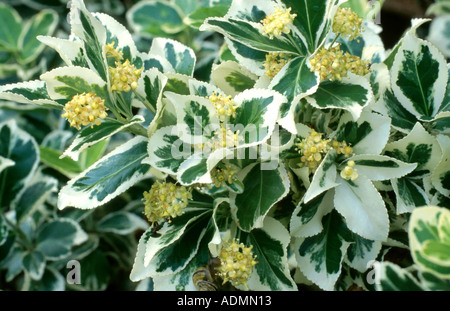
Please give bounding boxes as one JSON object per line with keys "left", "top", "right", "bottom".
{"left": 126, "top": 123, "right": 148, "bottom": 138}
{"left": 3, "top": 216, "right": 33, "bottom": 250}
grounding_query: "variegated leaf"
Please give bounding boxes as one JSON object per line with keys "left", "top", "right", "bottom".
{"left": 126, "top": 0, "right": 185, "bottom": 37}
{"left": 210, "top": 61, "right": 258, "bottom": 96}
{"left": 348, "top": 154, "right": 417, "bottom": 181}
{"left": 0, "top": 80, "right": 61, "bottom": 109}
{"left": 409, "top": 206, "right": 450, "bottom": 279}
{"left": 37, "top": 36, "right": 85, "bottom": 67}
{"left": 384, "top": 122, "right": 442, "bottom": 178}
{"left": 96, "top": 211, "right": 148, "bottom": 235}
{"left": 431, "top": 135, "right": 450, "bottom": 198}
{"left": 376, "top": 262, "right": 424, "bottom": 291}
{"left": 390, "top": 34, "right": 448, "bottom": 119}
{"left": 70, "top": 0, "right": 108, "bottom": 81}
{"left": 0, "top": 120, "right": 39, "bottom": 207}
{"left": 58, "top": 136, "right": 150, "bottom": 210}
{"left": 391, "top": 177, "right": 429, "bottom": 214}
{"left": 148, "top": 38, "right": 196, "bottom": 76}
{"left": 62, "top": 115, "right": 145, "bottom": 161}
{"left": 290, "top": 190, "right": 334, "bottom": 238}
{"left": 345, "top": 234, "right": 382, "bottom": 273}
{"left": 240, "top": 217, "right": 296, "bottom": 291}
{"left": 40, "top": 66, "right": 110, "bottom": 106}
{"left": 0, "top": 3, "right": 22, "bottom": 51}
{"left": 305, "top": 73, "right": 374, "bottom": 121}
{"left": 18, "top": 9, "right": 58, "bottom": 64}
{"left": 304, "top": 150, "right": 338, "bottom": 203}
{"left": 230, "top": 162, "right": 290, "bottom": 232}
{"left": 145, "top": 125, "right": 191, "bottom": 176}
{"left": 333, "top": 111, "right": 391, "bottom": 156}
{"left": 295, "top": 210, "right": 353, "bottom": 291}
{"left": 334, "top": 175, "right": 389, "bottom": 241}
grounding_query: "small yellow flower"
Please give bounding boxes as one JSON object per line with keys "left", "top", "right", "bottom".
{"left": 263, "top": 52, "right": 292, "bottom": 78}
{"left": 296, "top": 129, "right": 332, "bottom": 171}
{"left": 209, "top": 92, "right": 238, "bottom": 123}
{"left": 62, "top": 92, "right": 108, "bottom": 130}
{"left": 261, "top": 7, "right": 296, "bottom": 39}
{"left": 211, "top": 164, "right": 237, "bottom": 188}
{"left": 109, "top": 59, "right": 144, "bottom": 92}
{"left": 216, "top": 238, "right": 258, "bottom": 288}
{"left": 142, "top": 181, "right": 192, "bottom": 223}
{"left": 333, "top": 7, "right": 364, "bottom": 41}
{"left": 105, "top": 41, "right": 123, "bottom": 60}
{"left": 333, "top": 140, "right": 354, "bottom": 158}
{"left": 340, "top": 160, "right": 359, "bottom": 180}
{"left": 309, "top": 44, "right": 370, "bottom": 81}
{"left": 200, "top": 124, "right": 240, "bottom": 153}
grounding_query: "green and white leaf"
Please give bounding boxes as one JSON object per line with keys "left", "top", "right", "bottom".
{"left": 148, "top": 38, "right": 196, "bottom": 76}
{"left": 294, "top": 210, "right": 353, "bottom": 291}
{"left": 58, "top": 136, "right": 150, "bottom": 210}
{"left": 62, "top": 115, "right": 144, "bottom": 161}
{"left": 126, "top": 0, "right": 186, "bottom": 37}
{"left": 431, "top": 111, "right": 450, "bottom": 134}
{"left": 304, "top": 150, "right": 339, "bottom": 203}
{"left": 28, "top": 267, "right": 65, "bottom": 291}
{"left": 290, "top": 190, "right": 334, "bottom": 238}
{"left": 390, "top": 34, "right": 448, "bottom": 119}
{"left": 145, "top": 125, "right": 192, "bottom": 175}
{"left": 345, "top": 234, "right": 382, "bottom": 273}
{"left": 391, "top": 177, "right": 429, "bottom": 214}
{"left": 372, "top": 88, "right": 417, "bottom": 134}
{"left": 240, "top": 217, "right": 297, "bottom": 291}
{"left": 334, "top": 174, "right": 389, "bottom": 241}
{"left": 305, "top": 73, "right": 374, "bottom": 121}
{"left": 37, "top": 36, "right": 85, "bottom": 67}
{"left": 0, "top": 120, "right": 39, "bottom": 207}
{"left": 0, "top": 80, "right": 61, "bottom": 109}
{"left": 40, "top": 66, "right": 109, "bottom": 104}
{"left": 349, "top": 154, "right": 417, "bottom": 181}
{"left": 223, "top": 37, "right": 267, "bottom": 76}
{"left": 23, "top": 251, "right": 46, "bottom": 281}
{"left": 96, "top": 211, "right": 148, "bottom": 235}
{"left": 375, "top": 262, "right": 424, "bottom": 291}
{"left": 427, "top": 15, "right": 450, "bottom": 58}
{"left": 431, "top": 134, "right": 450, "bottom": 198}
{"left": 184, "top": 4, "right": 228, "bottom": 29}
{"left": 334, "top": 111, "right": 391, "bottom": 156}
{"left": 131, "top": 208, "right": 212, "bottom": 280}
{"left": 36, "top": 218, "right": 88, "bottom": 261}
{"left": 230, "top": 163, "right": 290, "bottom": 232}
{"left": 384, "top": 122, "right": 442, "bottom": 178}
{"left": 409, "top": 206, "right": 450, "bottom": 279}
{"left": 70, "top": 0, "right": 108, "bottom": 81}
{"left": 0, "top": 156, "right": 14, "bottom": 175}
{"left": 231, "top": 88, "right": 287, "bottom": 147}
{"left": 200, "top": 17, "right": 299, "bottom": 54}
{"left": 13, "top": 173, "right": 57, "bottom": 224}
{"left": 211, "top": 60, "right": 258, "bottom": 96}
{"left": 136, "top": 67, "right": 167, "bottom": 114}
{"left": 18, "top": 9, "right": 58, "bottom": 64}
{"left": 0, "top": 3, "right": 22, "bottom": 51}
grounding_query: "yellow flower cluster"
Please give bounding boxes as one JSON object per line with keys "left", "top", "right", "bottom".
{"left": 198, "top": 125, "right": 240, "bottom": 153}
{"left": 295, "top": 129, "right": 332, "bottom": 171}
{"left": 309, "top": 44, "right": 371, "bottom": 81}
{"left": 109, "top": 59, "right": 144, "bottom": 92}
{"left": 263, "top": 52, "right": 292, "bottom": 78}
{"left": 332, "top": 140, "right": 354, "bottom": 158}
{"left": 296, "top": 129, "right": 356, "bottom": 172}
{"left": 211, "top": 164, "right": 237, "bottom": 188}
{"left": 340, "top": 160, "right": 359, "bottom": 181}
{"left": 216, "top": 239, "right": 258, "bottom": 288}
{"left": 105, "top": 41, "right": 123, "bottom": 60}
{"left": 142, "top": 181, "right": 192, "bottom": 223}
{"left": 332, "top": 7, "right": 364, "bottom": 41}
{"left": 261, "top": 7, "right": 296, "bottom": 39}
{"left": 209, "top": 92, "right": 238, "bottom": 123}
{"left": 62, "top": 92, "right": 108, "bottom": 130}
